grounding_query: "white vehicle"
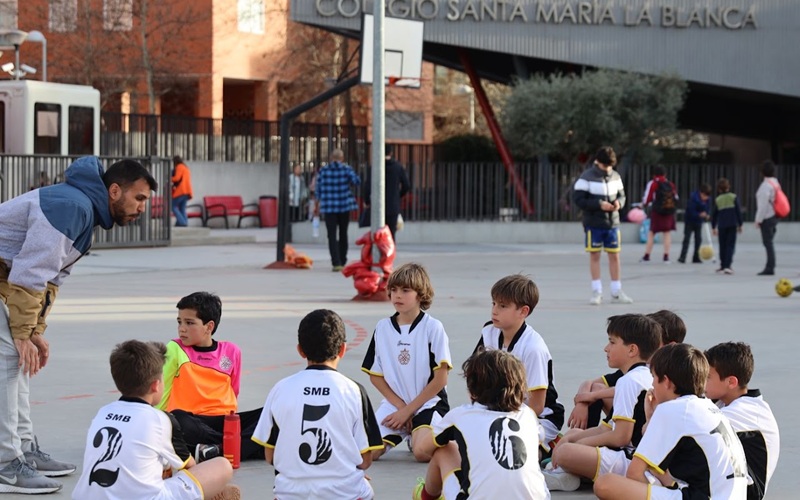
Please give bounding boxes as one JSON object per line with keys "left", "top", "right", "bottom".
{"left": 0, "top": 80, "right": 100, "bottom": 156}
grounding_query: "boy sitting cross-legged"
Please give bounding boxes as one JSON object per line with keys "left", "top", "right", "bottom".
{"left": 593, "top": 343, "right": 748, "bottom": 500}
{"left": 474, "top": 274, "right": 565, "bottom": 451}
{"left": 413, "top": 349, "right": 550, "bottom": 500}
{"left": 362, "top": 263, "right": 453, "bottom": 462}
{"left": 544, "top": 314, "right": 662, "bottom": 492}
{"left": 252, "top": 309, "right": 383, "bottom": 500}
{"left": 72, "top": 340, "right": 239, "bottom": 500}
{"left": 705, "top": 342, "right": 780, "bottom": 500}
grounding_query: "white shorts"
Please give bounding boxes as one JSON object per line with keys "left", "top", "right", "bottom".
{"left": 540, "top": 419, "right": 560, "bottom": 446}
{"left": 647, "top": 484, "right": 685, "bottom": 500}
{"left": 442, "top": 470, "right": 461, "bottom": 500}
{"left": 375, "top": 401, "right": 443, "bottom": 446}
{"left": 163, "top": 470, "right": 203, "bottom": 500}
{"left": 596, "top": 447, "right": 631, "bottom": 479}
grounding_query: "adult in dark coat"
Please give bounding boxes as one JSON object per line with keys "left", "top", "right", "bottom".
{"left": 363, "top": 145, "right": 412, "bottom": 242}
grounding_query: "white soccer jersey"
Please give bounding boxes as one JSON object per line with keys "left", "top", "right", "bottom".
{"left": 634, "top": 395, "right": 748, "bottom": 499}
{"left": 72, "top": 398, "right": 189, "bottom": 500}
{"left": 719, "top": 390, "right": 780, "bottom": 500}
{"left": 361, "top": 312, "right": 452, "bottom": 413}
{"left": 610, "top": 363, "right": 652, "bottom": 453}
{"left": 476, "top": 322, "right": 564, "bottom": 429}
{"left": 252, "top": 366, "right": 383, "bottom": 500}
{"left": 433, "top": 403, "right": 550, "bottom": 500}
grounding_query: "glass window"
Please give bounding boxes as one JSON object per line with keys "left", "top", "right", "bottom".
{"left": 386, "top": 111, "right": 424, "bottom": 141}
{"left": 34, "top": 103, "right": 61, "bottom": 155}
{"left": 0, "top": 0, "right": 17, "bottom": 30}
{"left": 69, "top": 106, "right": 94, "bottom": 155}
{"left": 238, "top": 0, "right": 264, "bottom": 34}
{"left": 103, "top": 0, "right": 132, "bottom": 31}
{"left": 49, "top": 0, "right": 77, "bottom": 32}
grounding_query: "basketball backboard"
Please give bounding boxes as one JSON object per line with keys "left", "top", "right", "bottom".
{"left": 360, "top": 14, "right": 424, "bottom": 89}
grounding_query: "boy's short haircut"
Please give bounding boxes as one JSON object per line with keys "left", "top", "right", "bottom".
{"left": 463, "top": 349, "right": 526, "bottom": 412}
{"left": 110, "top": 340, "right": 166, "bottom": 398}
{"left": 606, "top": 314, "right": 662, "bottom": 361}
{"left": 761, "top": 160, "right": 776, "bottom": 178}
{"left": 177, "top": 291, "right": 222, "bottom": 334}
{"left": 653, "top": 165, "right": 666, "bottom": 176}
{"left": 491, "top": 274, "right": 539, "bottom": 315}
{"left": 650, "top": 343, "right": 708, "bottom": 397}
{"left": 647, "top": 309, "right": 687, "bottom": 344}
{"left": 595, "top": 146, "right": 617, "bottom": 167}
{"left": 704, "top": 342, "right": 754, "bottom": 388}
{"left": 700, "top": 183, "right": 712, "bottom": 196}
{"left": 298, "top": 309, "right": 347, "bottom": 363}
{"left": 717, "top": 177, "right": 730, "bottom": 193}
{"left": 387, "top": 262, "right": 434, "bottom": 310}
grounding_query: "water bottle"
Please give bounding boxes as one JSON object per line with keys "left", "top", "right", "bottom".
{"left": 223, "top": 411, "right": 241, "bottom": 469}
{"left": 312, "top": 216, "right": 320, "bottom": 238}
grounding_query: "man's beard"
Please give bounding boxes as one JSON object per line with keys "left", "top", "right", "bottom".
{"left": 111, "top": 198, "right": 135, "bottom": 226}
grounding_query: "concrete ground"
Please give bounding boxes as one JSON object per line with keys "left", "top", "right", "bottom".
{"left": 16, "top": 235, "right": 799, "bottom": 499}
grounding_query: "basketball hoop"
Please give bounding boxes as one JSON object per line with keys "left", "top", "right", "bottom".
{"left": 386, "top": 76, "right": 425, "bottom": 89}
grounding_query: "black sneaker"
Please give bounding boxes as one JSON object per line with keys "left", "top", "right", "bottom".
{"left": 195, "top": 444, "right": 222, "bottom": 463}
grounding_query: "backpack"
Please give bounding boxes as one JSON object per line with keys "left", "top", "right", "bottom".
{"left": 767, "top": 180, "right": 791, "bottom": 218}
{"left": 652, "top": 180, "right": 676, "bottom": 215}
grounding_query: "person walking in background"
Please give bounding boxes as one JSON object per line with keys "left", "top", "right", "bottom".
{"left": 316, "top": 149, "right": 360, "bottom": 271}
{"left": 289, "top": 163, "right": 308, "bottom": 222}
{"left": 573, "top": 146, "right": 633, "bottom": 305}
{"left": 171, "top": 156, "right": 193, "bottom": 227}
{"left": 640, "top": 166, "right": 678, "bottom": 263}
{"left": 711, "top": 177, "right": 743, "bottom": 275}
{"left": 755, "top": 160, "right": 780, "bottom": 276}
{"left": 678, "top": 183, "right": 712, "bottom": 264}
{"left": 362, "top": 145, "right": 412, "bottom": 242}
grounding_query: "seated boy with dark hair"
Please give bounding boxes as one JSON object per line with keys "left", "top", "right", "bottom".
{"left": 413, "top": 349, "right": 550, "bottom": 500}
{"left": 157, "top": 292, "right": 263, "bottom": 461}
{"left": 73, "top": 340, "right": 239, "bottom": 500}
{"left": 568, "top": 309, "right": 685, "bottom": 429}
{"left": 705, "top": 342, "right": 780, "bottom": 500}
{"left": 253, "top": 309, "right": 383, "bottom": 499}
{"left": 593, "top": 343, "right": 748, "bottom": 500}
{"left": 544, "top": 314, "right": 662, "bottom": 492}
{"left": 475, "top": 274, "right": 564, "bottom": 450}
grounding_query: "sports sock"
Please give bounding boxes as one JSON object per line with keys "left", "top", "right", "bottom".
{"left": 591, "top": 280, "right": 602, "bottom": 293}
{"left": 663, "top": 253, "right": 669, "bottom": 261}
{"left": 421, "top": 487, "right": 438, "bottom": 500}
{"left": 610, "top": 280, "right": 622, "bottom": 295}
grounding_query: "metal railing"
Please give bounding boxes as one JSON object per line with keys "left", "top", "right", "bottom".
{"left": 380, "top": 162, "right": 799, "bottom": 223}
{"left": 0, "top": 155, "right": 172, "bottom": 248}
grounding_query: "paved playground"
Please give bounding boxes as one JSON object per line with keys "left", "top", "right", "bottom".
{"left": 16, "top": 236, "right": 798, "bottom": 499}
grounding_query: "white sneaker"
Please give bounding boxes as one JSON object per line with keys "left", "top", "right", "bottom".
{"left": 611, "top": 290, "right": 634, "bottom": 304}
{"left": 542, "top": 467, "right": 581, "bottom": 492}
{"left": 589, "top": 291, "right": 603, "bottom": 305}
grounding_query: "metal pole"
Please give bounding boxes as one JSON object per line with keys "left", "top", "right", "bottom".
{"left": 41, "top": 37, "right": 47, "bottom": 82}
{"left": 13, "top": 44, "right": 19, "bottom": 80}
{"left": 371, "top": 0, "right": 386, "bottom": 265}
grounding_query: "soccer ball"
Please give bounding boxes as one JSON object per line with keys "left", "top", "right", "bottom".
{"left": 699, "top": 245, "right": 714, "bottom": 261}
{"left": 775, "top": 278, "right": 794, "bottom": 298}
{"left": 627, "top": 208, "right": 646, "bottom": 223}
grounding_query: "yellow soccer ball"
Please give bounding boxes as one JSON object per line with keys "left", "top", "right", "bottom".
{"left": 775, "top": 278, "right": 794, "bottom": 298}
{"left": 699, "top": 245, "right": 714, "bottom": 261}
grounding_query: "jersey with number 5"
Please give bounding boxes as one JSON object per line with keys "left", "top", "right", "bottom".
{"left": 252, "top": 365, "right": 383, "bottom": 500}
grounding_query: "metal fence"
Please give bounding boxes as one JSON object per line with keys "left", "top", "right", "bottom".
{"left": 0, "top": 155, "right": 172, "bottom": 248}
{"left": 101, "top": 113, "right": 370, "bottom": 168}
{"left": 386, "top": 162, "right": 799, "bottom": 223}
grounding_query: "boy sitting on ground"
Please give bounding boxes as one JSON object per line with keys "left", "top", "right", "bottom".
{"left": 705, "top": 342, "right": 780, "bottom": 500}
{"left": 413, "top": 349, "right": 550, "bottom": 500}
{"left": 567, "top": 309, "right": 685, "bottom": 429}
{"left": 593, "top": 343, "right": 748, "bottom": 499}
{"left": 157, "top": 292, "right": 263, "bottom": 461}
{"left": 73, "top": 340, "right": 239, "bottom": 500}
{"left": 252, "top": 309, "right": 383, "bottom": 499}
{"left": 544, "top": 314, "right": 662, "bottom": 492}
{"left": 475, "top": 274, "right": 564, "bottom": 452}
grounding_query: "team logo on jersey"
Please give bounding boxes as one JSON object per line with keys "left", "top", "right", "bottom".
{"left": 398, "top": 349, "right": 411, "bottom": 365}
{"left": 219, "top": 355, "right": 232, "bottom": 371}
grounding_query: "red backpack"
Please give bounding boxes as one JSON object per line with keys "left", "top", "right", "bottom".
{"left": 768, "top": 180, "right": 791, "bottom": 218}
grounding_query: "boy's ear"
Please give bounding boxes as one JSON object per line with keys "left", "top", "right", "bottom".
{"left": 337, "top": 342, "right": 347, "bottom": 359}
{"left": 149, "top": 377, "right": 161, "bottom": 396}
{"left": 205, "top": 320, "right": 215, "bottom": 335}
{"left": 519, "top": 305, "right": 530, "bottom": 317}
{"left": 726, "top": 375, "right": 740, "bottom": 390}
{"left": 296, "top": 344, "right": 308, "bottom": 359}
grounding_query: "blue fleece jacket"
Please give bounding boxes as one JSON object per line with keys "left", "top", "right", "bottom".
{"left": 684, "top": 190, "right": 711, "bottom": 225}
